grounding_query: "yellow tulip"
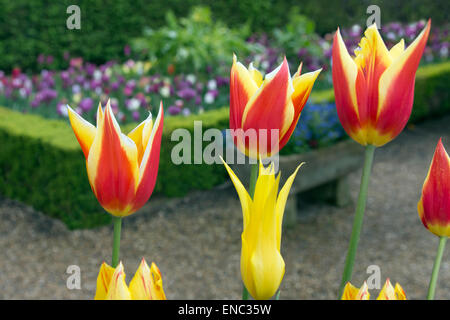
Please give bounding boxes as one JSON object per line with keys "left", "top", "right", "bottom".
{"left": 221, "top": 158, "right": 302, "bottom": 300}
{"left": 94, "top": 259, "right": 166, "bottom": 300}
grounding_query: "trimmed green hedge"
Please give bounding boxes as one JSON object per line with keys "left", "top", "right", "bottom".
{"left": 0, "top": 61, "right": 449, "bottom": 229}
{"left": 0, "top": 0, "right": 447, "bottom": 71}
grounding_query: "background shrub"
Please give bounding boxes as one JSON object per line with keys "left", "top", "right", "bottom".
{"left": 0, "top": 0, "right": 446, "bottom": 72}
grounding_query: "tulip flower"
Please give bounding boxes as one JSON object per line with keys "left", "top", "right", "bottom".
{"left": 417, "top": 138, "right": 450, "bottom": 299}
{"left": 230, "top": 55, "right": 321, "bottom": 158}
{"left": 332, "top": 21, "right": 430, "bottom": 147}
{"left": 221, "top": 157, "right": 302, "bottom": 300}
{"left": 418, "top": 138, "right": 450, "bottom": 237}
{"left": 95, "top": 259, "right": 166, "bottom": 300}
{"left": 67, "top": 100, "right": 164, "bottom": 218}
{"left": 334, "top": 21, "right": 431, "bottom": 297}
{"left": 68, "top": 100, "right": 164, "bottom": 267}
{"left": 341, "top": 279, "right": 406, "bottom": 300}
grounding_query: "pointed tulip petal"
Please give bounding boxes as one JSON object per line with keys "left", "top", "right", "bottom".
{"left": 131, "top": 102, "right": 164, "bottom": 214}
{"left": 230, "top": 55, "right": 259, "bottom": 131}
{"left": 67, "top": 106, "right": 96, "bottom": 158}
{"left": 279, "top": 69, "right": 321, "bottom": 150}
{"left": 105, "top": 262, "right": 132, "bottom": 300}
{"left": 332, "top": 29, "right": 368, "bottom": 145}
{"left": 375, "top": 20, "right": 431, "bottom": 146}
{"left": 94, "top": 262, "right": 115, "bottom": 300}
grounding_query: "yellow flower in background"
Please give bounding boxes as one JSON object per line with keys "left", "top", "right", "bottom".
{"left": 221, "top": 158, "right": 302, "bottom": 300}
{"left": 342, "top": 279, "right": 406, "bottom": 300}
{"left": 95, "top": 259, "right": 166, "bottom": 300}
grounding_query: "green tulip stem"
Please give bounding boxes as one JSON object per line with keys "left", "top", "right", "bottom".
{"left": 339, "top": 144, "right": 376, "bottom": 297}
{"left": 427, "top": 236, "right": 447, "bottom": 300}
{"left": 242, "top": 160, "right": 259, "bottom": 300}
{"left": 112, "top": 216, "right": 122, "bottom": 268}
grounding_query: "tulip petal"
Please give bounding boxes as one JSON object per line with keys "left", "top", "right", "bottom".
{"left": 230, "top": 55, "right": 259, "bottom": 131}
{"left": 375, "top": 20, "right": 431, "bottom": 145}
{"left": 332, "top": 29, "right": 368, "bottom": 145}
{"left": 418, "top": 138, "right": 450, "bottom": 236}
{"left": 279, "top": 69, "right": 322, "bottom": 149}
{"left": 377, "top": 279, "right": 396, "bottom": 300}
{"left": 130, "top": 102, "right": 164, "bottom": 214}
{"left": 105, "top": 262, "right": 132, "bottom": 300}
{"left": 275, "top": 163, "right": 303, "bottom": 249}
{"left": 220, "top": 156, "right": 251, "bottom": 228}
{"left": 128, "top": 113, "right": 153, "bottom": 165}
{"left": 242, "top": 58, "right": 294, "bottom": 138}
{"left": 67, "top": 105, "right": 96, "bottom": 158}
{"left": 149, "top": 262, "right": 166, "bottom": 300}
{"left": 94, "top": 262, "right": 115, "bottom": 300}
{"left": 87, "top": 101, "right": 139, "bottom": 216}
{"left": 394, "top": 283, "right": 407, "bottom": 300}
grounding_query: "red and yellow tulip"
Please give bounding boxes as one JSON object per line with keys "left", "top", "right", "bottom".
{"left": 418, "top": 138, "right": 450, "bottom": 237}
{"left": 221, "top": 158, "right": 302, "bottom": 300}
{"left": 230, "top": 55, "right": 321, "bottom": 158}
{"left": 95, "top": 258, "right": 166, "bottom": 300}
{"left": 341, "top": 279, "right": 406, "bottom": 300}
{"left": 332, "top": 21, "right": 431, "bottom": 147}
{"left": 67, "top": 100, "right": 164, "bottom": 217}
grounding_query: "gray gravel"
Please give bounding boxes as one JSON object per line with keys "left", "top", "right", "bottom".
{"left": 1, "top": 115, "right": 450, "bottom": 300}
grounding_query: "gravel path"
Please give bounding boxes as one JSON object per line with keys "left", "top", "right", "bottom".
{"left": 1, "top": 116, "right": 450, "bottom": 300}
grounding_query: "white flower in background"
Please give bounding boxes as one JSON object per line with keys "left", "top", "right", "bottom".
{"left": 93, "top": 70, "right": 102, "bottom": 81}
{"left": 261, "top": 60, "right": 269, "bottom": 70}
{"left": 19, "top": 88, "right": 27, "bottom": 98}
{"left": 127, "top": 98, "right": 140, "bottom": 111}
{"left": 72, "top": 84, "right": 81, "bottom": 94}
{"left": 204, "top": 92, "right": 215, "bottom": 104}
{"left": 160, "top": 86, "right": 170, "bottom": 98}
{"left": 351, "top": 24, "right": 362, "bottom": 34}
{"left": 207, "top": 79, "right": 217, "bottom": 90}
{"left": 186, "top": 74, "right": 196, "bottom": 84}
{"left": 387, "top": 32, "right": 396, "bottom": 40}
{"left": 440, "top": 46, "right": 448, "bottom": 59}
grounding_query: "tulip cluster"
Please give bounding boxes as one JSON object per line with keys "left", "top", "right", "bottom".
{"left": 95, "top": 259, "right": 166, "bottom": 300}
{"left": 63, "top": 15, "right": 444, "bottom": 301}
{"left": 342, "top": 279, "right": 406, "bottom": 300}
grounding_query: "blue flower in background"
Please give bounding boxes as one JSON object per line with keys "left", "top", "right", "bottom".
{"left": 281, "top": 102, "right": 346, "bottom": 154}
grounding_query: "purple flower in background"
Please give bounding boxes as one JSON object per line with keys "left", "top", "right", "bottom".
{"left": 132, "top": 111, "right": 140, "bottom": 121}
{"left": 79, "top": 97, "right": 94, "bottom": 112}
{"left": 168, "top": 105, "right": 181, "bottom": 115}
{"left": 177, "top": 87, "right": 196, "bottom": 100}
{"left": 46, "top": 55, "right": 54, "bottom": 65}
{"left": 124, "top": 45, "right": 131, "bottom": 56}
{"left": 37, "top": 54, "right": 45, "bottom": 65}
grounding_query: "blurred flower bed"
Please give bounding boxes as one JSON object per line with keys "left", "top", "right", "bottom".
{"left": 0, "top": 7, "right": 447, "bottom": 153}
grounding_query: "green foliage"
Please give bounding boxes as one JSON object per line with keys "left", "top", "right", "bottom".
{"left": 0, "top": 0, "right": 446, "bottom": 72}
{"left": 272, "top": 10, "right": 323, "bottom": 62}
{"left": 132, "top": 6, "right": 258, "bottom": 76}
{"left": 0, "top": 61, "right": 448, "bottom": 229}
